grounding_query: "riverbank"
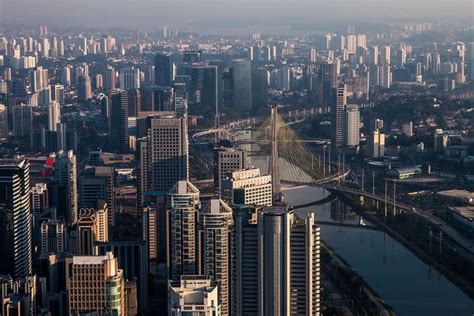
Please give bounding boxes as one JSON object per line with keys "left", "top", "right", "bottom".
{"left": 321, "top": 241, "right": 396, "bottom": 316}
{"left": 339, "top": 192, "right": 474, "bottom": 300}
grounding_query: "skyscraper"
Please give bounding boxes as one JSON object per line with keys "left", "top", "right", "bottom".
{"left": 154, "top": 53, "right": 174, "bottom": 86}
{"left": 40, "top": 220, "right": 66, "bottom": 257}
{"left": 0, "top": 158, "right": 32, "bottom": 278}
{"left": 54, "top": 150, "right": 78, "bottom": 224}
{"left": 332, "top": 85, "right": 346, "bottom": 146}
{"left": 119, "top": 67, "right": 141, "bottom": 90}
{"left": 199, "top": 199, "right": 233, "bottom": 316}
{"left": 76, "top": 202, "right": 109, "bottom": 255}
{"left": 48, "top": 100, "right": 60, "bottom": 132}
{"left": 109, "top": 90, "right": 129, "bottom": 153}
{"left": 213, "top": 147, "right": 247, "bottom": 198}
{"left": 167, "top": 180, "right": 200, "bottom": 280}
{"left": 104, "top": 66, "right": 116, "bottom": 91}
{"left": 169, "top": 276, "right": 220, "bottom": 315}
{"left": 222, "top": 168, "right": 272, "bottom": 206}
{"left": 77, "top": 75, "right": 92, "bottom": 102}
{"left": 344, "top": 104, "right": 360, "bottom": 147}
{"left": 140, "top": 113, "right": 188, "bottom": 193}
{"left": 79, "top": 166, "right": 115, "bottom": 226}
{"left": 66, "top": 252, "right": 124, "bottom": 316}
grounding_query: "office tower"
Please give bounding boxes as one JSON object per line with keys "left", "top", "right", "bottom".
{"left": 40, "top": 220, "right": 66, "bottom": 256}
{"left": 79, "top": 166, "right": 115, "bottom": 226}
{"left": 95, "top": 241, "right": 149, "bottom": 312}
{"left": 169, "top": 276, "right": 220, "bottom": 316}
{"left": 154, "top": 53, "right": 174, "bottom": 86}
{"left": 109, "top": 90, "right": 129, "bottom": 153}
{"left": 222, "top": 168, "right": 272, "bottom": 206}
{"left": 232, "top": 206, "right": 320, "bottom": 316}
{"left": 77, "top": 75, "right": 92, "bottom": 102}
{"left": 262, "top": 46, "right": 272, "bottom": 61}
{"left": 136, "top": 138, "right": 149, "bottom": 209}
{"left": 119, "top": 67, "right": 140, "bottom": 90}
{"left": 320, "top": 61, "right": 337, "bottom": 103}
{"left": 346, "top": 34, "right": 357, "bottom": 52}
{"left": 48, "top": 100, "right": 61, "bottom": 132}
{"left": 167, "top": 180, "right": 200, "bottom": 280}
{"left": 379, "top": 64, "right": 392, "bottom": 88}
{"left": 367, "top": 130, "right": 385, "bottom": 158}
{"left": 127, "top": 89, "right": 141, "bottom": 117}
{"left": 144, "top": 64, "right": 155, "bottom": 84}
{"left": 51, "top": 84, "right": 65, "bottom": 105}
{"left": 402, "top": 121, "right": 414, "bottom": 137}
{"left": 145, "top": 113, "right": 188, "bottom": 193}
{"left": 247, "top": 46, "right": 255, "bottom": 61}
{"left": 344, "top": 104, "right": 360, "bottom": 147}
{"left": 332, "top": 85, "right": 346, "bottom": 146}
{"left": 62, "top": 66, "right": 71, "bottom": 86}
{"left": 0, "top": 104, "right": 8, "bottom": 139}
{"left": 213, "top": 147, "right": 247, "bottom": 198}
{"left": 381, "top": 46, "right": 391, "bottom": 64}
{"left": 173, "top": 82, "right": 187, "bottom": 116}
{"left": 54, "top": 150, "right": 78, "bottom": 224}
{"left": 278, "top": 65, "right": 291, "bottom": 91}
{"left": 198, "top": 199, "right": 233, "bottom": 315}
{"left": 0, "top": 159, "right": 32, "bottom": 278}
{"left": 66, "top": 252, "right": 124, "bottom": 316}
{"left": 369, "top": 64, "right": 379, "bottom": 87}
{"left": 124, "top": 281, "right": 138, "bottom": 316}
{"left": 251, "top": 66, "right": 269, "bottom": 110}
{"left": 231, "top": 205, "right": 259, "bottom": 315}
{"left": 369, "top": 46, "right": 379, "bottom": 65}
{"left": 104, "top": 66, "right": 116, "bottom": 91}
{"left": 11, "top": 103, "right": 33, "bottom": 137}
{"left": 186, "top": 63, "right": 218, "bottom": 114}
{"left": 234, "top": 59, "right": 253, "bottom": 110}
{"left": 30, "top": 183, "right": 49, "bottom": 216}
{"left": 76, "top": 202, "right": 109, "bottom": 255}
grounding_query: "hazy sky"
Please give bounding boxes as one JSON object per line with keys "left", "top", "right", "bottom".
{"left": 1, "top": 0, "right": 472, "bottom": 35}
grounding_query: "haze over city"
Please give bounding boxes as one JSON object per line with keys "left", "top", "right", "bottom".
{"left": 0, "top": 0, "right": 473, "bottom": 315}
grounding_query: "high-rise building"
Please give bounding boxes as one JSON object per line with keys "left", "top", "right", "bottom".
{"left": 369, "top": 46, "right": 379, "bottom": 65}
{"left": 173, "top": 82, "right": 188, "bottom": 116}
{"left": 140, "top": 113, "right": 188, "bottom": 193}
{"left": 79, "top": 166, "right": 115, "bottom": 226}
{"left": 77, "top": 75, "right": 92, "bottom": 102}
{"left": 332, "top": 85, "right": 346, "bottom": 146}
{"left": 109, "top": 90, "right": 129, "bottom": 153}
{"left": 402, "top": 121, "right": 414, "bottom": 137}
{"left": 199, "top": 199, "right": 233, "bottom": 316}
{"left": 50, "top": 84, "right": 65, "bottom": 105}
{"left": 142, "top": 206, "right": 157, "bottom": 261}
{"left": 0, "top": 158, "right": 32, "bottom": 278}
{"left": 11, "top": 103, "right": 33, "bottom": 138}
{"left": 94, "top": 240, "right": 149, "bottom": 312}
{"left": 367, "top": 130, "right": 385, "bottom": 158}
{"left": 66, "top": 252, "right": 124, "bottom": 315}
{"left": 378, "top": 64, "right": 392, "bottom": 88}
{"left": 76, "top": 202, "right": 109, "bottom": 255}
{"left": 104, "top": 66, "right": 116, "bottom": 91}
{"left": 185, "top": 63, "right": 218, "bottom": 114}
{"left": 154, "top": 53, "right": 174, "bottom": 86}
{"left": 54, "top": 150, "right": 78, "bottom": 224}
{"left": 167, "top": 180, "right": 200, "bottom": 280}
{"left": 344, "top": 104, "right": 360, "bottom": 147}
{"left": 40, "top": 220, "right": 66, "bottom": 256}
{"left": 0, "top": 104, "right": 7, "bottom": 139}
{"left": 48, "top": 100, "right": 60, "bottom": 132}
{"left": 169, "top": 276, "right": 221, "bottom": 316}
{"left": 119, "top": 67, "right": 140, "bottom": 90}
{"left": 30, "top": 182, "right": 49, "bottom": 216}
{"left": 213, "top": 147, "right": 247, "bottom": 198}
{"left": 226, "top": 59, "right": 252, "bottom": 110}
{"left": 232, "top": 206, "right": 321, "bottom": 315}
{"left": 127, "top": 89, "right": 141, "bottom": 117}
{"left": 320, "top": 61, "right": 337, "bottom": 103}
{"left": 380, "top": 46, "right": 391, "bottom": 65}
{"left": 222, "top": 168, "right": 272, "bottom": 206}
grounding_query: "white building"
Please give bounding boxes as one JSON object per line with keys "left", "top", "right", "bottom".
{"left": 222, "top": 168, "right": 272, "bottom": 206}
{"left": 168, "top": 276, "right": 221, "bottom": 316}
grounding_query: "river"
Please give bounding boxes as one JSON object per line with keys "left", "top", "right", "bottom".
{"left": 283, "top": 186, "right": 474, "bottom": 316}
